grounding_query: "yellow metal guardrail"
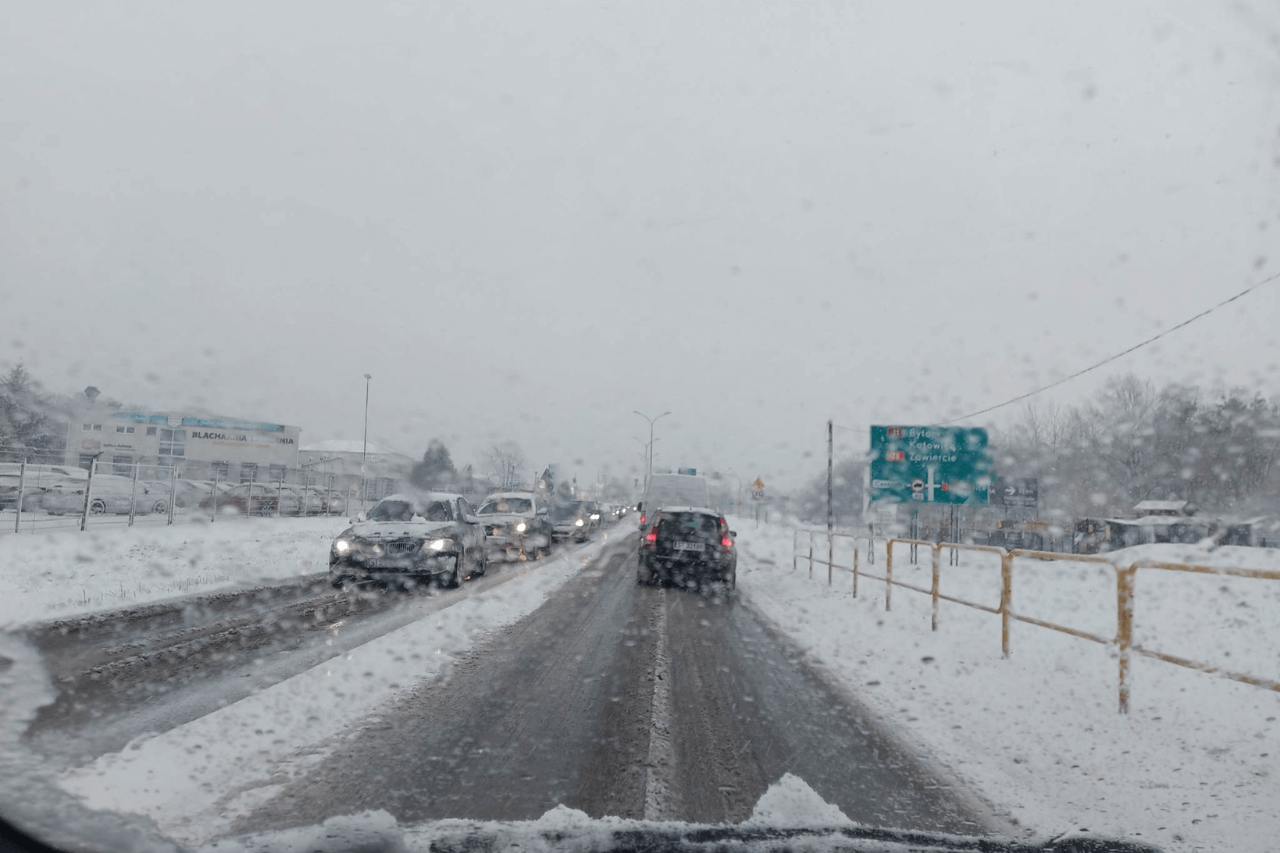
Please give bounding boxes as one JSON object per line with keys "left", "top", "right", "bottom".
{"left": 791, "top": 529, "right": 1280, "bottom": 713}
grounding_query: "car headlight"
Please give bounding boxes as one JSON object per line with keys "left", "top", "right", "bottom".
{"left": 333, "top": 539, "right": 352, "bottom": 555}
{"left": 429, "top": 538, "right": 451, "bottom": 551}
{"left": 575, "top": 518, "right": 584, "bottom": 527}
{"left": 515, "top": 521, "right": 528, "bottom": 533}
{"left": 590, "top": 514, "right": 600, "bottom": 520}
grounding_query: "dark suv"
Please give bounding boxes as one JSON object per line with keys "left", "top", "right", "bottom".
{"left": 637, "top": 507, "right": 736, "bottom": 590}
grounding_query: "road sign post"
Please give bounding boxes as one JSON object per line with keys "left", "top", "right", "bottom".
{"left": 750, "top": 477, "right": 765, "bottom": 527}
{"left": 869, "top": 426, "right": 993, "bottom": 506}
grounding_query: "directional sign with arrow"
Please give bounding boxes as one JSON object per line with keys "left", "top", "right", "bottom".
{"left": 992, "top": 477, "right": 1038, "bottom": 508}
{"left": 869, "top": 425, "right": 994, "bottom": 506}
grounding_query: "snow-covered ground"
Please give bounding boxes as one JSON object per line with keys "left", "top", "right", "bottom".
{"left": 0, "top": 533, "right": 617, "bottom": 848}
{"left": 736, "top": 523, "right": 1280, "bottom": 853}
{"left": 0, "top": 516, "right": 349, "bottom": 629}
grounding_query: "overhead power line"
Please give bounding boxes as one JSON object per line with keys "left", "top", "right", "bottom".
{"left": 944, "top": 273, "right": 1280, "bottom": 424}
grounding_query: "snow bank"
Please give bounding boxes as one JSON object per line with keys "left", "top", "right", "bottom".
{"left": 744, "top": 773, "right": 853, "bottom": 828}
{"left": 53, "top": 537, "right": 613, "bottom": 846}
{"left": 736, "top": 524, "right": 1280, "bottom": 853}
{"left": 0, "top": 517, "right": 348, "bottom": 628}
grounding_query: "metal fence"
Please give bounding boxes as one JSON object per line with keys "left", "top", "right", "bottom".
{"left": 2, "top": 457, "right": 401, "bottom": 536}
{"left": 792, "top": 528, "right": 1280, "bottom": 713}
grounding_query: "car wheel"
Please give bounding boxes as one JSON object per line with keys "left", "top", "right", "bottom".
{"left": 473, "top": 548, "right": 487, "bottom": 577}
{"left": 446, "top": 556, "right": 462, "bottom": 589}
{"left": 88, "top": 499, "right": 107, "bottom": 515}
{"left": 152, "top": 500, "right": 168, "bottom": 514}
{"left": 259, "top": 503, "right": 275, "bottom": 517}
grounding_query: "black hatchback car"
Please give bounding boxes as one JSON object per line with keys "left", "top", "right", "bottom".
{"left": 637, "top": 506, "right": 736, "bottom": 590}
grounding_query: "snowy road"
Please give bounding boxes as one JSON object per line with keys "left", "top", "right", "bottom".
{"left": 23, "top": 560, "right": 551, "bottom": 764}
{"left": 225, "top": 534, "right": 993, "bottom": 836}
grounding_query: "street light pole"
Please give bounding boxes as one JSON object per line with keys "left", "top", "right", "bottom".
{"left": 632, "top": 410, "right": 671, "bottom": 492}
{"left": 362, "top": 373, "right": 372, "bottom": 504}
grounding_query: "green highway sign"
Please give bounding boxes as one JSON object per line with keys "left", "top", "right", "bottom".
{"left": 869, "top": 425, "right": 994, "bottom": 506}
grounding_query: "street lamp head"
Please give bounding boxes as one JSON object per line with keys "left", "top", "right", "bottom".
{"left": 364, "top": 373, "right": 372, "bottom": 381}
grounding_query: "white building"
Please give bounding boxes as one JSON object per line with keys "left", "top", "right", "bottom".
{"left": 66, "top": 404, "right": 300, "bottom": 483}
{"left": 298, "top": 439, "right": 415, "bottom": 502}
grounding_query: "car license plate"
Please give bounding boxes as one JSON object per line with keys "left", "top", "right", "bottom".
{"left": 365, "top": 558, "right": 410, "bottom": 569}
{"left": 672, "top": 541, "right": 703, "bottom": 552}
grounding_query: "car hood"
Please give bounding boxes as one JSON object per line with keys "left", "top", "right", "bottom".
{"left": 342, "top": 520, "right": 456, "bottom": 540}
{"left": 194, "top": 775, "right": 1158, "bottom": 853}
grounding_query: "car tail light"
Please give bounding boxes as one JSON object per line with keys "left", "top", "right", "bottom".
{"left": 643, "top": 511, "right": 661, "bottom": 547}
{"left": 721, "top": 534, "right": 734, "bottom": 548}
{"left": 639, "top": 513, "right": 646, "bottom": 526}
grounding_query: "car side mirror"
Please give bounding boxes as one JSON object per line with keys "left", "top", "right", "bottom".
{"left": 729, "top": 530, "right": 738, "bottom": 538}
{"left": 636, "top": 501, "right": 643, "bottom": 512}
{"left": 351, "top": 511, "right": 368, "bottom": 523}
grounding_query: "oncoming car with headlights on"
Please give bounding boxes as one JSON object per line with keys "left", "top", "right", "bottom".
{"left": 329, "top": 492, "right": 486, "bottom": 590}
{"left": 476, "top": 491, "right": 553, "bottom": 560}
{"left": 550, "top": 500, "right": 599, "bottom": 543}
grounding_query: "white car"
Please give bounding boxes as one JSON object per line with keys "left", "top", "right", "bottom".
{"left": 37, "top": 474, "right": 169, "bottom": 516}
{"left": 476, "top": 491, "right": 554, "bottom": 559}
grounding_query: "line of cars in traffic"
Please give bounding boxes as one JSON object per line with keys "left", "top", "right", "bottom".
{"left": 325, "top": 471, "right": 738, "bottom": 595}
{"left": 327, "top": 488, "right": 621, "bottom": 590}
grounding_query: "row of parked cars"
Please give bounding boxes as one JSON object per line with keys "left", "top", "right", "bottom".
{"left": 328, "top": 489, "right": 619, "bottom": 590}
{"left": 0, "top": 464, "right": 347, "bottom": 518}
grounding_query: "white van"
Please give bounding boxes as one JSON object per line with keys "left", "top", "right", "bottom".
{"left": 638, "top": 473, "right": 712, "bottom": 534}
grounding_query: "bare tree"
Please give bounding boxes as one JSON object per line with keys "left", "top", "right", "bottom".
{"left": 483, "top": 441, "right": 526, "bottom": 490}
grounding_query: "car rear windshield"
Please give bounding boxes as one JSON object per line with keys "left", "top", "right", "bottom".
{"left": 657, "top": 512, "right": 720, "bottom": 536}
{"left": 478, "top": 498, "right": 532, "bottom": 515}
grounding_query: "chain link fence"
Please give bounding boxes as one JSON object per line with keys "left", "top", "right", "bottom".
{"left": 1, "top": 447, "right": 402, "bottom": 536}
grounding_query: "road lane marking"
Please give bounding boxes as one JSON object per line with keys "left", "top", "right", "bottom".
{"left": 643, "top": 589, "right": 675, "bottom": 821}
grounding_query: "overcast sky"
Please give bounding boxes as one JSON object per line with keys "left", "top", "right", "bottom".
{"left": 2, "top": 1, "right": 1278, "bottom": 490}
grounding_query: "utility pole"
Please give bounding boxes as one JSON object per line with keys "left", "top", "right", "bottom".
{"left": 827, "top": 420, "right": 834, "bottom": 534}
{"left": 633, "top": 410, "right": 671, "bottom": 492}
{"left": 361, "top": 373, "right": 372, "bottom": 504}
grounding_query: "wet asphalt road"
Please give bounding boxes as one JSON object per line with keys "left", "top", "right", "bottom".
{"left": 232, "top": 536, "right": 992, "bottom": 835}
